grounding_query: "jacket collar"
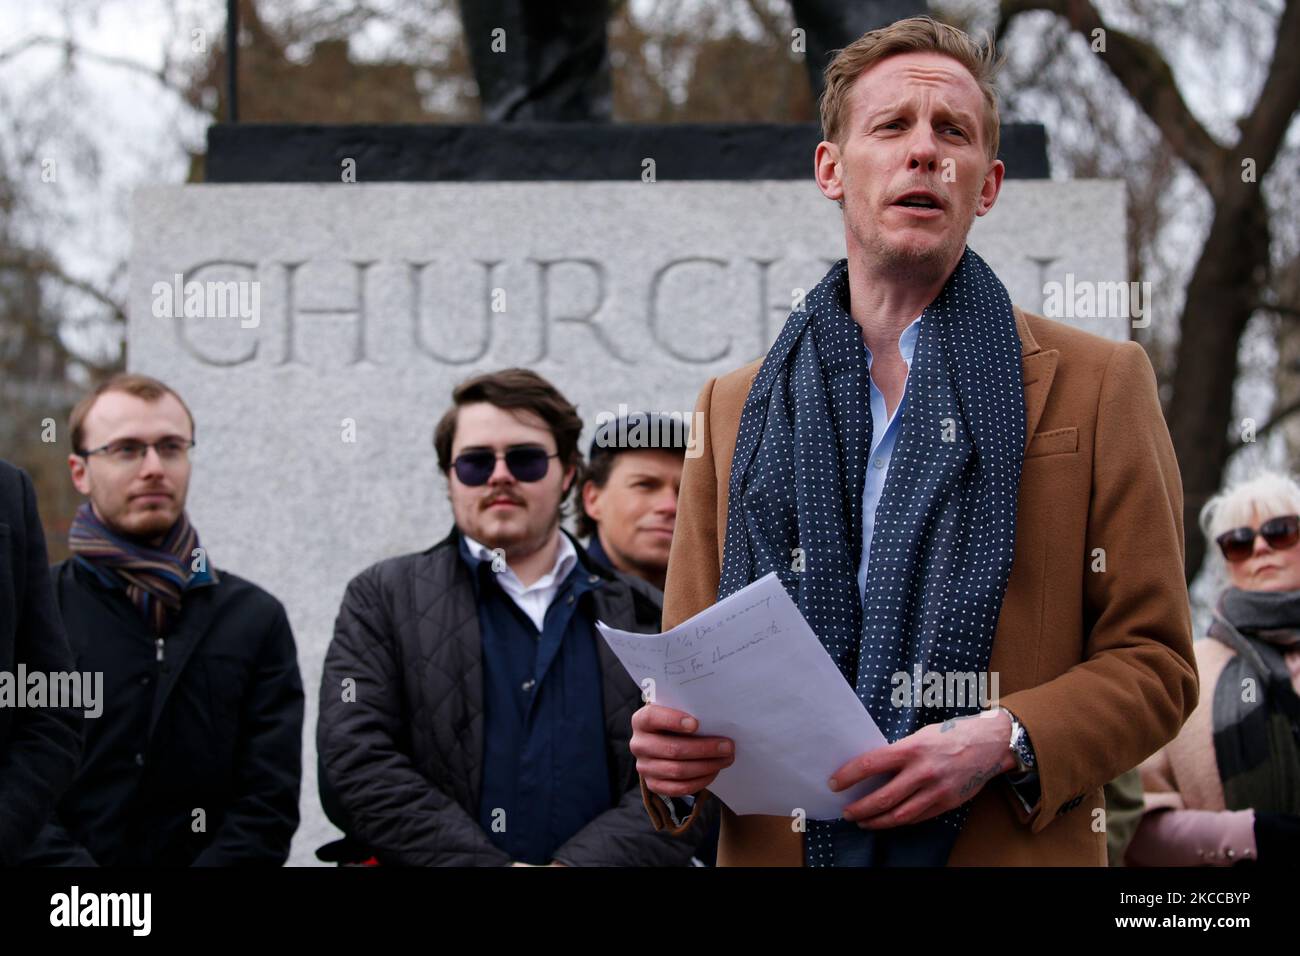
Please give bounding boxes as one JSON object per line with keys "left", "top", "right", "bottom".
{"left": 1014, "top": 306, "right": 1060, "bottom": 453}
{"left": 1013, "top": 305, "right": 1042, "bottom": 357}
{"left": 436, "top": 526, "right": 644, "bottom": 632}
{"left": 743, "top": 305, "right": 1060, "bottom": 456}
{"left": 442, "top": 524, "right": 626, "bottom": 584}
{"left": 580, "top": 533, "right": 614, "bottom": 575}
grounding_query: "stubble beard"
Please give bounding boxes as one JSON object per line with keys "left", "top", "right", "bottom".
{"left": 466, "top": 497, "right": 562, "bottom": 564}
{"left": 849, "top": 196, "right": 978, "bottom": 288}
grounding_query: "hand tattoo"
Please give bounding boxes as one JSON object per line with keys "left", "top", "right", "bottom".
{"left": 959, "top": 759, "right": 1005, "bottom": 797}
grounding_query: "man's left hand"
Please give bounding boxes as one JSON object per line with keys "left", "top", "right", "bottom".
{"left": 830, "top": 710, "right": 1016, "bottom": 829}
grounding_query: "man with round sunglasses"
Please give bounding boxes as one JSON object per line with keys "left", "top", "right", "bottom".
{"left": 317, "top": 368, "right": 713, "bottom": 866}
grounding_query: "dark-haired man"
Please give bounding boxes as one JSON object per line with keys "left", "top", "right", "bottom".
{"left": 318, "top": 368, "right": 712, "bottom": 866}
{"left": 578, "top": 413, "right": 687, "bottom": 592}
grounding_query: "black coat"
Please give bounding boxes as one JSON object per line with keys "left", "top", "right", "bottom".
{"left": 25, "top": 556, "right": 304, "bottom": 866}
{"left": 317, "top": 529, "right": 715, "bottom": 866}
{"left": 0, "top": 461, "right": 82, "bottom": 865}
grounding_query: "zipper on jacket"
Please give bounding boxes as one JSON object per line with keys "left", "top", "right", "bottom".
{"left": 155, "top": 636, "right": 165, "bottom": 664}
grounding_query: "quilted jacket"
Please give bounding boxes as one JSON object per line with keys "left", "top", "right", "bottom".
{"left": 317, "top": 527, "right": 714, "bottom": 866}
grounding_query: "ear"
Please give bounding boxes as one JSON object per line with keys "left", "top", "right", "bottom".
{"left": 581, "top": 479, "right": 603, "bottom": 522}
{"left": 561, "top": 463, "right": 577, "bottom": 495}
{"left": 814, "top": 140, "right": 845, "bottom": 203}
{"left": 975, "top": 158, "right": 1005, "bottom": 217}
{"left": 68, "top": 453, "right": 91, "bottom": 496}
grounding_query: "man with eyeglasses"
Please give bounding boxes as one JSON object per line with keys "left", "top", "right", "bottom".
{"left": 317, "top": 367, "right": 713, "bottom": 866}
{"left": 23, "top": 373, "right": 304, "bottom": 866}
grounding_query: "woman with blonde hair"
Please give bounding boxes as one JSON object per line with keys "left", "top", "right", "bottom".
{"left": 1126, "top": 470, "right": 1300, "bottom": 865}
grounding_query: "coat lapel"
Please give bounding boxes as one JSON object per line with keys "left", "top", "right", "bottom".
{"left": 1015, "top": 307, "right": 1059, "bottom": 453}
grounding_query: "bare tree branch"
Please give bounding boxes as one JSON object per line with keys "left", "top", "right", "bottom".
{"left": 998, "top": 0, "right": 1227, "bottom": 194}
{"left": 0, "top": 35, "right": 185, "bottom": 96}
{"left": 1234, "top": 395, "right": 1300, "bottom": 450}
{"left": 741, "top": 0, "right": 785, "bottom": 39}
{"left": 0, "top": 254, "right": 127, "bottom": 326}
{"left": 1258, "top": 304, "right": 1300, "bottom": 320}
{"left": 1236, "top": 0, "right": 1300, "bottom": 186}
{"left": 0, "top": 298, "right": 118, "bottom": 377}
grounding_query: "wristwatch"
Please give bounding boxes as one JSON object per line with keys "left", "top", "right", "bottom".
{"left": 999, "top": 706, "right": 1036, "bottom": 774}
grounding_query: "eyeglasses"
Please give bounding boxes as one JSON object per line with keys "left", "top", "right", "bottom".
{"left": 452, "top": 445, "right": 558, "bottom": 486}
{"left": 78, "top": 438, "right": 195, "bottom": 466}
{"left": 1215, "top": 514, "right": 1300, "bottom": 563}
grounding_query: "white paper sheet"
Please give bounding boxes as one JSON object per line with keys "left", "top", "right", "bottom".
{"left": 597, "top": 572, "right": 889, "bottom": 819}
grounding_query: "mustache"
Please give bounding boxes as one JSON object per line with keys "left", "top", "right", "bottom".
{"left": 480, "top": 490, "right": 525, "bottom": 509}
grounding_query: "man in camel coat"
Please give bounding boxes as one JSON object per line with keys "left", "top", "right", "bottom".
{"left": 630, "top": 17, "right": 1198, "bottom": 866}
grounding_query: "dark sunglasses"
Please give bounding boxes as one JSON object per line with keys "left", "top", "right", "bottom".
{"left": 452, "top": 446, "right": 558, "bottom": 486}
{"left": 1216, "top": 514, "right": 1300, "bottom": 563}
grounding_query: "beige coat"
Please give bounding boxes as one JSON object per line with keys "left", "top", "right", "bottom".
{"left": 641, "top": 307, "right": 1199, "bottom": 865}
{"left": 1139, "top": 639, "right": 1234, "bottom": 814}
{"left": 1136, "top": 635, "right": 1300, "bottom": 814}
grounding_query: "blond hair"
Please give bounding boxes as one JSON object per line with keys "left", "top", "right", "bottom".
{"left": 819, "top": 16, "right": 1002, "bottom": 161}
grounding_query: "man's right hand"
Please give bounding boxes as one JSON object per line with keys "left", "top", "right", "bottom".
{"left": 630, "top": 704, "right": 735, "bottom": 797}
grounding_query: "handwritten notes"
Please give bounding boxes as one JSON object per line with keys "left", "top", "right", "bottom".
{"left": 597, "top": 573, "right": 888, "bottom": 819}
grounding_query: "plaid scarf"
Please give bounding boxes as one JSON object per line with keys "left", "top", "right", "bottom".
{"left": 1208, "top": 587, "right": 1300, "bottom": 814}
{"left": 719, "top": 249, "right": 1025, "bottom": 866}
{"left": 68, "top": 501, "right": 218, "bottom": 634}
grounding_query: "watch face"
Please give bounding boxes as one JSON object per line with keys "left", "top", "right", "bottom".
{"left": 1013, "top": 728, "right": 1034, "bottom": 769}
{"left": 1009, "top": 720, "right": 1032, "bottom": 769}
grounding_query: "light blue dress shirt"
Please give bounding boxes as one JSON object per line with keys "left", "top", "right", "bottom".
{"left": 857, "top": 315, "right": 922, "bottom": 603}
{"left": 856, "top": 313, "right": 1041, "bottom": 819}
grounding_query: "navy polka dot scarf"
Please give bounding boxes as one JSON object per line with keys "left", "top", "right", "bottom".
{"left": 719, "top": 248, "right": 1025, "bottom": 866}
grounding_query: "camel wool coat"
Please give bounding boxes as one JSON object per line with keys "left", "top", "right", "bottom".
{"left": 640, "top": 307, "right": 1200, "bottom": 866}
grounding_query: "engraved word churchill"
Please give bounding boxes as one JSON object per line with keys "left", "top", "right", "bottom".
{"left": 164, "top": 256, "right": 838, "bottom": 369}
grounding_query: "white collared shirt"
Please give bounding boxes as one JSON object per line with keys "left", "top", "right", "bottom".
{"left": 462, "top": 532, "right": 579, "bottom": 633}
